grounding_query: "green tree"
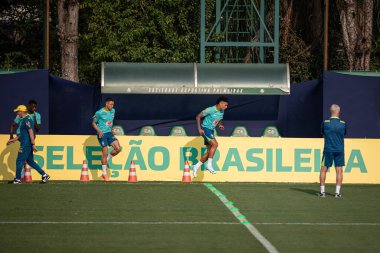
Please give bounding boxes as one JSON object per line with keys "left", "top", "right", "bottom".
{"left": 0, "top": 0, "right": 44, "bottom": 69}
{"left": 79, "top": 0, "right": 200, "bottom": 84}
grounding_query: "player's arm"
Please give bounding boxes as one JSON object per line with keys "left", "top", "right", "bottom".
{"left": 217, "top": 120, "right": 225, "bottom": 130}
{"left": 344, "top": 123, "right": 347, "bottom": 136}
{"left": 25, "top": 119, "right": 37, "bottom": 152}
{"left": 320, "top": 122, "right": 324, "bottom": 137}
{"left": 92, "top": 121, "right": 103, "bottom": 138}
{"left": 33, "top": 113, "right": 41, "bottom": 132}
{"left": 92, "top": 114, "right": 103, "bottom": 138}
{"left": 9, "top": 122, "right": 17, "bottom": 139}
{"left": 6, "top": 135, "right": 19, "bottom": 146}
{"left": 196, "top": 112, "right": 205, "bottom": 135}
{"left": 28, "top": 128, "right": 37, "bottom": 152}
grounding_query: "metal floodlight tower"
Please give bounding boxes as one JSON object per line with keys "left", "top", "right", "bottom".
{"left": 200, "top": 0, "right": 280, "bottom": 64}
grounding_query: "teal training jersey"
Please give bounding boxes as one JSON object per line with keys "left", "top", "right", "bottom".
{"left": 93, "top": 108, "right": 115, "bottom": 133}
{"left": 32, "top": 112, "right": 42, "bottom": 124}
{"left": 201, "top": 106, "right": 224, "bottom": 130}
{"left": 14, "top": 116, "right": 22, "bottom": 135}
{"left": 321, "top": 117, "right": 347, "bottom": 152}
{"left": 19, "top": 115, "right": 34, "bottom": 147}
{"left": 14, "top": 112, "right": 41, "bottom": 135}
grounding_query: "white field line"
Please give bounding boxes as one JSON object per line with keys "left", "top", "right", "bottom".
{"left": 253, "top": 222, "right": 380, "bottom": 226}
{"left": 0, "top": 221, "right": 239, "bottom": 225}
{"left": 1, "top": 221, "right": 378, "bottom": 226}
{"left": 204, "top": 183, "right": 279, "bottom": 253}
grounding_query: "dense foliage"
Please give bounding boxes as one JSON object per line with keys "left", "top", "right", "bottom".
{"left": 1, "top": 0, "right": 379, "bottom": 83}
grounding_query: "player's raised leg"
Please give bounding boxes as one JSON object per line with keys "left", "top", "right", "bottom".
{"left": 109, "top": 139, "right": 121, "bottom": 160}
{"left": 193, "top": 144, "right": 211, "bottom": 177}
{"left": 205, "top": 139, "right": 218, "bottom": 173}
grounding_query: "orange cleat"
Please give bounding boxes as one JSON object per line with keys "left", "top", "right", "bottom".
{"left": 101, "top": 174, "right": 110, "bottom": 182}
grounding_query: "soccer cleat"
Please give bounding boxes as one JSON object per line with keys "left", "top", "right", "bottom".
{"left": 101, "top": 174, "right": 110, "bottom": 182}
{"left": 192, "top": 165, "right": 198, "bottom": 178}
{"left": 41, "top": 174, "right": 50, "bottom": 184}
{"left": 206, "top": 166, "right": 216, "bottom": 174}
{"left": 8, "top": 178, "right": 22, "bottom": 184}
{"left": 335, "top": 193, "right": 342, "bottom": 198}
{"left": 318, "top": 192, "right": 326, "bottom": 198}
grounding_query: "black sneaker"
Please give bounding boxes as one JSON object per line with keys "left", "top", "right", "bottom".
{"left": 318, "top": 192, "right": 326, "bottom": 198}
{"left": 334, "top": 193, "right": 342, "bottom": 198}
{"left": 41, "top": 174, "right": 50, "bottom": 183}
{"left": 8, "top": 178, "right": 22, "bottom": 184}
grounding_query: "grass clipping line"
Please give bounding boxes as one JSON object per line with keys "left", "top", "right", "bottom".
{"left": 204, "top": 183, "right": 280, "bottom": 253}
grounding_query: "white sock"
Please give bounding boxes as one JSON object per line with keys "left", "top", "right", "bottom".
{"left": 207, "top": 158, "right": 213, "bottom": 169}
{"left": 336, "top": 185, "right": 341, "bottom": 194}
{"left": 194, "top": 161, "right": 203, "bottom": 170}
{"left": 320, "top": 185, "right": 325, "bottom": 193}
{"left": 107, "top": 154, "right": 113, "bottom": 161}
{"left": 102, "top": 165, "right": 107, "bottom": 175}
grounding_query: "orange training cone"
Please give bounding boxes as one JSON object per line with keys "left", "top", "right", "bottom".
{"left": 20, "top": 164, "right": 26, "bottom": 182}
{"left": 23, "top": 163, "right": 33, "bottom": 183}
{"left": 128, "top": 161, "right": 138, "bottom": 182}
{"left": 80, "top": 160, "right": 90, "bottom": 182}
{"left": 182, "top": 161, "right": 191, "bottom": 183}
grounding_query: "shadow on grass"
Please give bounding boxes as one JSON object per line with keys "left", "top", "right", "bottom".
{"left": 290, "top": 187, "right": 335, "bottom": 197}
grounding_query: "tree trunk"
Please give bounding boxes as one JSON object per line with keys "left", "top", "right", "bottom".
{"left": 309, "top": 0, "right": 322, "bottom": 50}
{"left": 336, "top": 0, "right": 373, "bottom": 70}
{"left": 58, "top": 0, "right": 79, "bottom": 82}
{"left": 283, "top": 0, "right": 293, "bottom": 47}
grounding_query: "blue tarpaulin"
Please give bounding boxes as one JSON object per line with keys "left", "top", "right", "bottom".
{"left": 1, "top": 70, "right": 379, "bottom": 138}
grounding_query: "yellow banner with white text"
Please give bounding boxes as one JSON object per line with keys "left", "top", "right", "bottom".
{"left": 0, "top": 135, "right": 379, "bottom": 183}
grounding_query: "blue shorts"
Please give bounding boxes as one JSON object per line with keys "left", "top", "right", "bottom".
{"left": 201, "top": 127, "right": 216, "bottom": 145}
{"left": 97, "top": 132, "right": 117, "bottom": 147}
{"left": 322, "top": 151, "right": 345, "bottom": 167}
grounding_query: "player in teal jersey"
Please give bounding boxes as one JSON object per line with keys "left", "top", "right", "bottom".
{"left": 92, "top": 98, "right": 121, "bottom": 181}
{"left": 9, "top": 100, "right": 41, "bottom": 140}
{"left": 192, "top": 96, "right": 229, "bottom": 177}
{"left": 7, "top": 105, "right": 50, "bottom": 184}
{"left": 27, "top": 100, "right": 42, "bottom": 132}
{"left": 319, "top": 104, "right": 347, "bottom": 198}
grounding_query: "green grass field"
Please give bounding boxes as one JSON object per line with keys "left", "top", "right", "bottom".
{"left": 0, "top": 182, "right": 379, "bottom": 253}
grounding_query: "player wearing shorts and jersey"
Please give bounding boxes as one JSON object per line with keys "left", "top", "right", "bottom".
{"left": 192, "top": 96, "right": 229, "bottom": 177}
{"left": 319, "top": 104, "right": 347, "bottom": 198}
{"left": 92, "top": 98, "right": 121, "bottom": 181}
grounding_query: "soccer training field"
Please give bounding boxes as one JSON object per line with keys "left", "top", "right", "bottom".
{"left": 0, "top": 182, "right": 379, "bottom": 253}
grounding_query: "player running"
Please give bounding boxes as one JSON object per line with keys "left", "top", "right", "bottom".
{"left": 192, "top": 96, "right": 229, "bottom": 177}
{"left": 319, "top": 104, "right": 347, "bottom": 198}
{"left": 92, "top": 98, "right": 121, "bottom": 181}
{"left": 7, "top": 105, "right": 50, "bottom": 184}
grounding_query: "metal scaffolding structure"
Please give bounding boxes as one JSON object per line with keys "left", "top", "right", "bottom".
{"left": 200, "top": 0, "right": 279, "bottom": 64}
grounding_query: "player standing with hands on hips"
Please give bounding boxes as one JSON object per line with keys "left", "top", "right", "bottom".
{"left": 92, "top": 98, "right": 121, "bottom": 181}
{"left": 192, "top": 96, "right": 229, "bottom": 177}
{"left": 319, "top": 104, "right": 346, "bottom": 198}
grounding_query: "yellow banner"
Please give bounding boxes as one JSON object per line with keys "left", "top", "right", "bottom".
{"left": 0, "top": 135, "right": 379, "bottom": 183}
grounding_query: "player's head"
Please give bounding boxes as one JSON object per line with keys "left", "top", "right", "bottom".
{"left": 330, "top": 104, "right": 340, "bottom": 117}
{"left": 13, "top": 105, "right": 28, "bottom": 116}
{"left": 105, "top": 98, "right": 115, "bottom": 110}
{"left": 216, "top": 96, "right": 229, "bottom": 110}
{"left": 28, "top": 100, "right": 37, "bottom": 113}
